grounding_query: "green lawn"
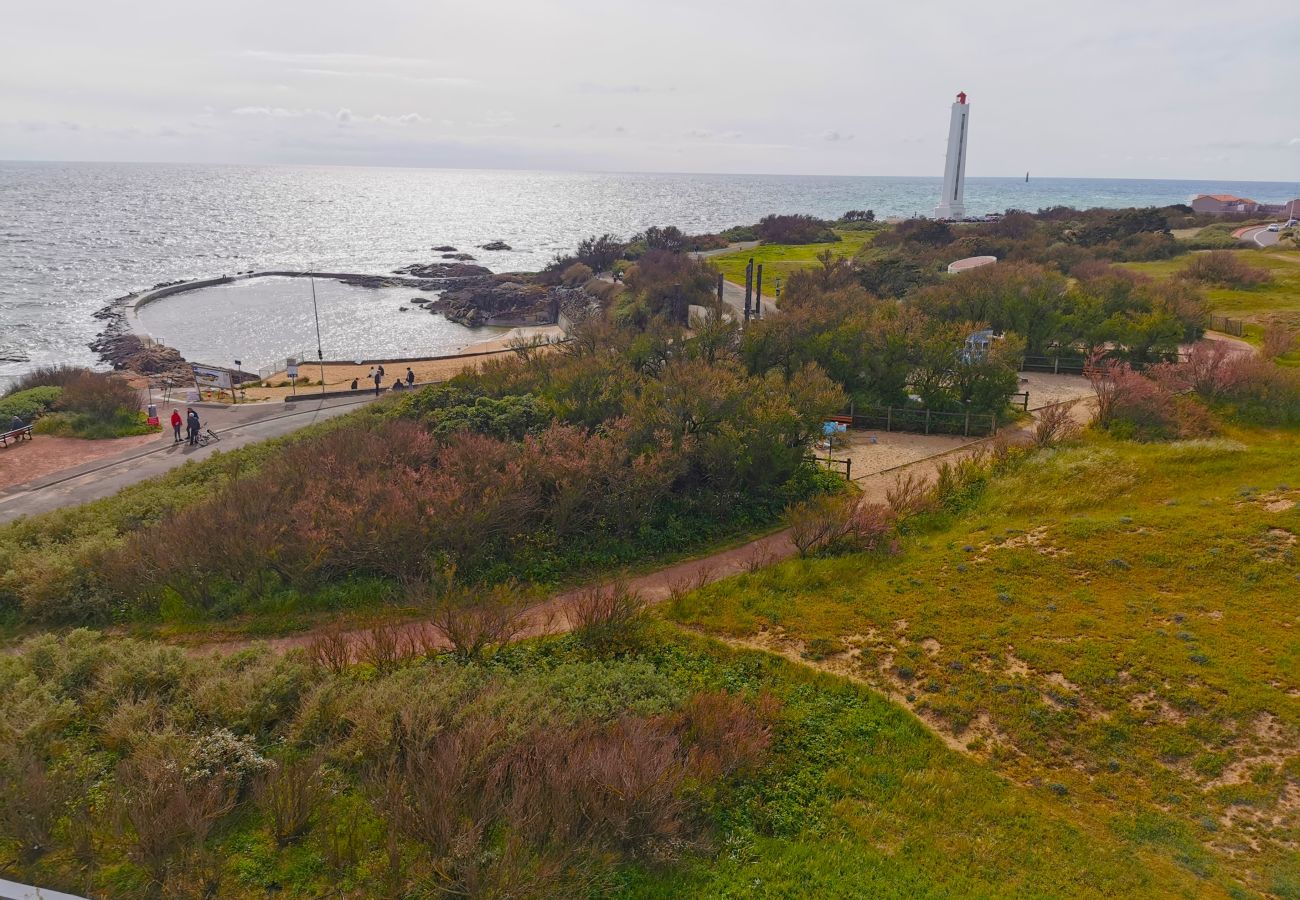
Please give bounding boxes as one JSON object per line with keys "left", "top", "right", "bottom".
{"left": 669, "top": 428, "right": 1300, "bottom": 896}
{"left": 708, "top": 229, "right": 876, "bottom": 289}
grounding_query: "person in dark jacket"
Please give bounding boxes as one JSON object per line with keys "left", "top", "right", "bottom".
{"left": 405, "top": 367, "right": 415, "bottom": 386}
{"left": 186, "top": 408, "right": 201, "bottom": 446}
{"left": 373, "top": 370, "right": 383, "bottom": 395}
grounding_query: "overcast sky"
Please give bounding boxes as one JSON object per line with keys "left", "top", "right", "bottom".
{"left": 1, "top": 0, "right": 1296, "bottom": 180}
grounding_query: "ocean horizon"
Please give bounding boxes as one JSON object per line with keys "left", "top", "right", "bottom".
{"left": 3, "top": 161, "right": 1297, "bottom": 380}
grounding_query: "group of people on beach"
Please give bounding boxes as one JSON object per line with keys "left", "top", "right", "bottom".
{"left": 350, "top": 365, "right": 416, "bottom": 394}
{"left": 169, "top": 407, "right": 203, "bottom": 446}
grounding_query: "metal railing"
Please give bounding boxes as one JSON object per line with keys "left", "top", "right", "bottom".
{"left": 847, "top": 405, "right": 999, "bottom": 437}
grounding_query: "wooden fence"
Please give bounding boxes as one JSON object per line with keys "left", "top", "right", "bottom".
{"left": 1208, "top": 315, "right": 1245, "bottom": 337}
{"left": 805, "top": 454, "right": 852, "bottom": 480}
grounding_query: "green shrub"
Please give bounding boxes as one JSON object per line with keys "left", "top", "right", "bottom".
{"left": 0, "top": 386, "right": 62, "bottom": 424}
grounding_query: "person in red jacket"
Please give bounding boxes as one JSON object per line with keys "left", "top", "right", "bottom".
{"left": 169, "top": 408, "right": 183, "bottom": 443}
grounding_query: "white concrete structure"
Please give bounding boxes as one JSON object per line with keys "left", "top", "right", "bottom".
{"left": 935, "top": 91, "right": 970, "bottom": 220}
{"left": 947, "top": 255, "right": 997, "bottom": 274}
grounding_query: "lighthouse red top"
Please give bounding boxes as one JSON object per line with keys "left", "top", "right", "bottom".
{"left": 956, "top": 91, "right": 967, "bottom": 104}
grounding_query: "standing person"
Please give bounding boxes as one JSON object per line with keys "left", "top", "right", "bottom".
{"left": 186, "top": 408, "right": 200, "bottom": 446}
{"left": 405, "top": 367, "right": 415, "bottom": 386}
{"left": 377, "top": 364, "right": 386, "bottom": 381}
{"left": 169, "top": 408, "right": 182, "bottom": 443}
{"left": 373, "top": 369, "right": 383, "bottom": 395}
{"left": 366, "top": 366, "right": 376, "bottom": 384}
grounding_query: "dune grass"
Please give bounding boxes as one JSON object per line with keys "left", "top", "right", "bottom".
{"left": 708, "top": 229, "right": 876, "bottom": 288}
{"left": 668, "top": 428, "right": 1300, "bottom": 896}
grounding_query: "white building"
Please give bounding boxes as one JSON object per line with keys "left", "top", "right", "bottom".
{"left": 935, "top": 91, "right": 970, "bottom": 220}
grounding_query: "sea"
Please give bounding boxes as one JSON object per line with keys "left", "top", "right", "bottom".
{"left": 2, "top": 161, "right": 1296, "bottom": 381}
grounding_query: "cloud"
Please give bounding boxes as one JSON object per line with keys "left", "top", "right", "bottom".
{"left": 1289, "top": 137, "right": 1300, "bottom": 146}
{"left": 336, "top": 108, "right": 354, "bottom": 124}
{"left": 231, "top": 106, "right": 321, "bottom": 118}
{"left": 822, "top": 130, "right": 854, "bottom": 142}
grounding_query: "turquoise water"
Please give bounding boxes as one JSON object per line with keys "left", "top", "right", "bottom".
{"left": 2, "top": 161, "right": 1296, "bottom": 378}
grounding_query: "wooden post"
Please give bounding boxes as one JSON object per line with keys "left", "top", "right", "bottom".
{"left": 886, "top": 407, "right": 892, "bottom": 432}
{"left": 743, "top": 259, "right": 753, "bottom": 321}
{"left": 716, "top": 273, "right": 724, "bottom": 306}
{"left": 964, "top": 410, "right": 970, "bottom": 436}
{"left": 925, "top": 408, "right": 931, "bottom": 434}
{"left": 1053, "top": 357, "right": 1059, "bottom": 375}
{"left": 754, "top": 264, "right": 763, "bottom": 320}
{"left": 845, "top": 458, "right": 851, "bottom": 482}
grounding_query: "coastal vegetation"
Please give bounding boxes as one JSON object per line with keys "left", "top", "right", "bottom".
{"left": 2, "top": 207, "right": 1299, "bottom": 898}
{"left": 1, "top": 365, "right": 152, "bottom": 439}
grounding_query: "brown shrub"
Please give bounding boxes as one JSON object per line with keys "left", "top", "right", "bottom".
{"left": 1033, "top": 400, "right": 1081, "bottom": 447}
{"left": 113, "top": 742, "right": 237, "bottom": 885}
{"left": 306, "top": 627, "right": 352, "bottom": 674}
{"left": 429, "top": 581, "right": 530, "bottom": 661}
{"left": 1176, "top": 250, "right": 1272, "bottom": 288}
{"left": 253, "top": 754, "right": 325, "bottom": 847}
{"left": 675, "top": 690, "right": 777, "bottom": 780}
{"left": 788, "top": 495, "right": 845, "bottom": 556}
{"left": 57, "top": 369, "right": 141, "bottom": 420}
{"left": 357, "top": 624, "right": 410, "bottom": 674}
{"left": 567, "top": 582, "right": 646, "bottom": 653}
{"left": 886, "top": 470, "right": 935, "bottom": 520}
{"left": 0, "top": 746, "right": 73, "bottom": 864}
{"left": 789, "top": 495, "right": 896, "bottom": 556}
{"left": 1262, "top": 323, "right": 1299, "bottom": 359}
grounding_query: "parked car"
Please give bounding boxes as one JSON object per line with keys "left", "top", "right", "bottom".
{"left": 1287, "top": 219, "right": 1298, "bottom": 228}
{"left": 1267, "top": 223, "right": 1281, "bottom": 232}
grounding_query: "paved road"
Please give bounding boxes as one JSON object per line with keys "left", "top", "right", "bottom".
{"left": 0, "top": 395, "right": 378, "bottom": 524}
{"left": 1239, "top": 225, "right": 1280, "bottom": 248}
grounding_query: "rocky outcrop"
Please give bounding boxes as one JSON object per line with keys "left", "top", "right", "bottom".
{"left": 392, "top": 262, "right": 492, "bottom": 278}
{"left": 442, "top": 253, "right": 477, "bottom": 261}
{"left": 431, "top": 245, "right": 458, "bottom": 252}
{"left": 480, "top": 241, "right": 512, "bottom": 251}
{"left": 91, "top": 331, "right": 188, "bottom": 376}
{"left": 430, "top": 276, "right": 551, "bottom": 326}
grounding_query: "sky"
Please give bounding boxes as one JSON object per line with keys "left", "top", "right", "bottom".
{"left": 1, "top": 0, "right": 1297, "bottom": 181}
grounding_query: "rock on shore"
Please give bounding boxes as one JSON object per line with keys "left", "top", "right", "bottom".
{"left": 392, "top": 262, "right": 492, "bottom": 278}
{"left": 480, "top": 241, "right": 512, "bottom": 251}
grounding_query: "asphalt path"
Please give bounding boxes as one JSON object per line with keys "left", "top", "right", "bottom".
{"left": 1239, "top": 225, "right": 1281, "bottom": 248}
{"left": 0, "top": 394, "right": 378, "bottom": 524}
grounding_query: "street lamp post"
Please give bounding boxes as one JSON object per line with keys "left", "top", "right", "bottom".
{"left": 309, "top": 274, "right": 325, "bottom": 394}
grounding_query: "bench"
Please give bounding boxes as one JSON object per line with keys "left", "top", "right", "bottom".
{"left": 0, "top": 425, "right": 34, "bottom": 447}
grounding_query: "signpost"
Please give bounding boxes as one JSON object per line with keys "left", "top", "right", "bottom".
{"left": 822, "top": 419, "right": 847, "bottom": 465}
{"left": 192, "top": 364, "right": 233, "bottom": 402}
{"left": 286, "top": 359, "right": 299, "bottom": 397}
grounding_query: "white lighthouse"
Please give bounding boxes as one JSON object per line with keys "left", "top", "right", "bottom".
{"left": 934, "top": 91, "right": 969, "bottom": 220}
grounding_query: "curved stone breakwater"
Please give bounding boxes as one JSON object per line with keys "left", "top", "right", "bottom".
{"left": 90, "top": 265, "right": 597, "bottom": 376}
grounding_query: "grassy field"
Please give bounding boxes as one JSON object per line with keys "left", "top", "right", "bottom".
{"left": 1122, "top": 250, "right": 1300, "bottom": 328}
{"left": 669, "top": 428, "right": 1300, "bottom": 896}
{"left": 708, "top": 229, "right": 876, "bottom": 287}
